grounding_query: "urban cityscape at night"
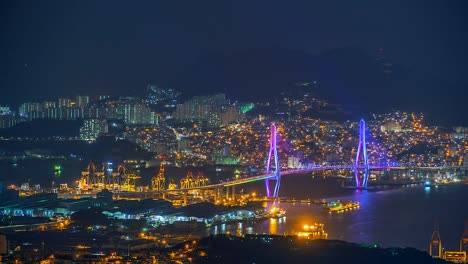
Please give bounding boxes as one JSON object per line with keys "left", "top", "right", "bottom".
{"left": 1, "top": 1, "right": 467, "bottom": 263}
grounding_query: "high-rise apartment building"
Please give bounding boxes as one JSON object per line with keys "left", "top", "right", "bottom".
{"left": 191, "top": 93, "right": 229, "bottom": 107}
{"left": 58, "top": 98, "right": 71, "bottom": 108}
{"left": 76, "top": 96, "right": 90, "bottom": 107}
{"left": 80, "top": 119, "right": 108, "bottom": 140}
{"left": 146, "top": 85, "right": 181, "bottom": 105}
{"left": 175, "top": 104, "right": 212, "bottom": 123}
{"left": 174, "top": 94, "right": 233, "bottom": 125}
{"left": 220, "top": 106, "right": 240, "bottom": 126}
{"left": 0, "top": 106, "right": 11, "bottom": 115}
{"left": 123, "top": 104, "right": 157, "bottom": 125}
{"left": 43, "top": 102, "right": 56, "bottom": 109}
{"left": 0, "top": 115, "right": 27, "bottom": 129}
{"left": 19, "top": 102, "right": 42, "bottom": 115}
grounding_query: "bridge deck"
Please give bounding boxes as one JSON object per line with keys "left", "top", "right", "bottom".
{"left": 59, "top": 165, "right": 467, "bottom": 198}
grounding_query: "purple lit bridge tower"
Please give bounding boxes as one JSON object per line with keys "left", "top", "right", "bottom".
{"left": 354, "top": 119, "right": 370, "bottom": 189}
{"left": 265, "top": 124, "right": 281, "bottom": 198}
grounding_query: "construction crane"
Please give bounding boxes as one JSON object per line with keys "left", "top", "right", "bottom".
{"left": 196, "top": 171, "right": 209, "bottom": 187}
{"left": 78, "top": 162, "right": 98, "bottom": 190}
{"left": 151, "top": 161, "right": 166, "bottom": 191}
{"left": 101, "top": 162, "right": 113, "bottom": 188}
{"left": 118, "top": 164, "right": 141, "bottom": 192}
{"left": 95, "top": 166, "right": 106, "bottom": 189}
{"left": 180, "top": 171, "right": 194, "bottom": 189}
{"left": 167, "top": 179, "right": 177, "bottom": 190}
{"left": 180, "top": 171, "right": 209, "bottom": 189}
{"left": 110, "top": 171, "right": 121, "bottom": 190}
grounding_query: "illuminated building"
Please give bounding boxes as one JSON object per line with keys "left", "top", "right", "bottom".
{"left": 213, "top": 156, "right": 239, "bottom": 165}
{"left": 146, "top": 84, "right": 181, "bottom": 104}
{"left": 89, "top": 104, "right": 124, "bottom": 120}
{"left": 175, "top": 103, "right": 211, "bottom": 123}
{"left": 288, "top": 156, "right": 300, "bottom": 168}
{"left": 220, "top": 106, "right": 240, "bottom": 127}
{"left": 19, "top": 100, "right": 87, "bottom": 120}
{"left": 0, "top": 115, "right": 27, "bottom": 129}
{"left": 452, "top": 127, "right": 468, "bottom": 140}
{"left": 64, "top": 107, "right": 85, "bottom": 120}
{"left": 80, "top": 119, "right": 109, "bottom": 140}
{"left": 380, "top": 121, "right": 402, "bottom": 132}
{"left": 208, "top": 112, "right": 221, "bottom": 127}
{"left": 211, "top": 145, "right": 237, "bottom": 164}
{"left": 191, "top": 93, "right": 228, "bottom": 107}
{"left": 43, "top": 101, "right": 56, "bottom": 109}
{"left": 175, "top": 94, "right": 230, "bottom": 124}
{"left": 222, "top": 144, "right": 231, "bottom": 156}
{"left": 58, "top": 98, "right": 71, "bottom": 108}
{"left": 239, "top": 103, "right": 254, "bottom": 114}
{"left": 177, "top": 137, "right": 191, "bottom": 153}
{"left": 98, "top": 95, "right": 111, "bottom": 101}
{"left": 176, "top": 105, "right": 241, "bottom": 127}
{"left": 123, "top": 104, "right": 157, "bottom": 125}
{"left": 0, "top": 106, "right": 11, "bottom": 115}
{"left": 19, "top": 102, "right": 42, "bottom": 116}
{"left": 76, "top": 95, "right": 90, "bottom": 107}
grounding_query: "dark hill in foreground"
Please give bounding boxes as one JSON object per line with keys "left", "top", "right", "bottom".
{"left": 182, "top": 235, "right": 448, "bottom": 264}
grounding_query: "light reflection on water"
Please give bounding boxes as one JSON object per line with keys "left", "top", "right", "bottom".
{"left": 206, "top": 184, "right": 468, "bottom": 252}
{"left": 269, "top": 218, "right": 277, "bottom": 235}
{"left": 236, "top": 222, "right": 243, "bottom": 236}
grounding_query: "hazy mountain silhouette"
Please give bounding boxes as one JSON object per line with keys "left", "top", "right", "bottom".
{"left": 172, "top": 47, "right": 464, "bottom": 125}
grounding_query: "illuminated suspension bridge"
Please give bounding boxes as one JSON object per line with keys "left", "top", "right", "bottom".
{"left": 140, "top": 119, "right": 400, "bottom": 199}
{"left": 70, "top": 119, "right": 466, "bottom": 201}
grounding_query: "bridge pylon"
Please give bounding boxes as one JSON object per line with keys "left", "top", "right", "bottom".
{"left": 265, "top": 124, "right": 281, "bottom": 198}
{"left": 354, "top": 119, "right": 370, "bottom": 188}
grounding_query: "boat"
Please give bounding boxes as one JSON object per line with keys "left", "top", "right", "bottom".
{"left": 269, "top": 206, "right": 286, "bottom": 218}
{"left": 323, "top": 200, "right": 360, "bottom": 212}
{"left": 296, "top": 223, "right": 328, "bottom": 239}
{"left": 424, "top": 180, "right": 439, "bottom": 188}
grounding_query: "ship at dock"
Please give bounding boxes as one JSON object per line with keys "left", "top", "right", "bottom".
{"left": 268, "top": 206, "right": 286, "bottom": 219}
{"left": 296, "top": 223, "right": 328, "bottom": 239}
{"left": 323, "top": 200, "right": 360, "bottom": 212}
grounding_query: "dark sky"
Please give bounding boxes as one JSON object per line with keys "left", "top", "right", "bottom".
{"left": 1, "top": 1, "right": 467, "bottom": 123}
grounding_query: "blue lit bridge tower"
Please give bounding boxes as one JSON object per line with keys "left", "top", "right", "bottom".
{"left": 265, "top": 124, "right": 281, "bottom": 198}
{"left": 355, "top": 119, "right": 370, "bottom": 189}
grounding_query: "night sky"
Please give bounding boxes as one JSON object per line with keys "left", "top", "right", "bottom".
{"left": 1, "top": 1, "right": 467, "bottom": 124}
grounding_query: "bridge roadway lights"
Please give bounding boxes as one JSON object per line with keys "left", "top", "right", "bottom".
{"left": 265, "top": 124, "right": 281, "bottom": 198}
